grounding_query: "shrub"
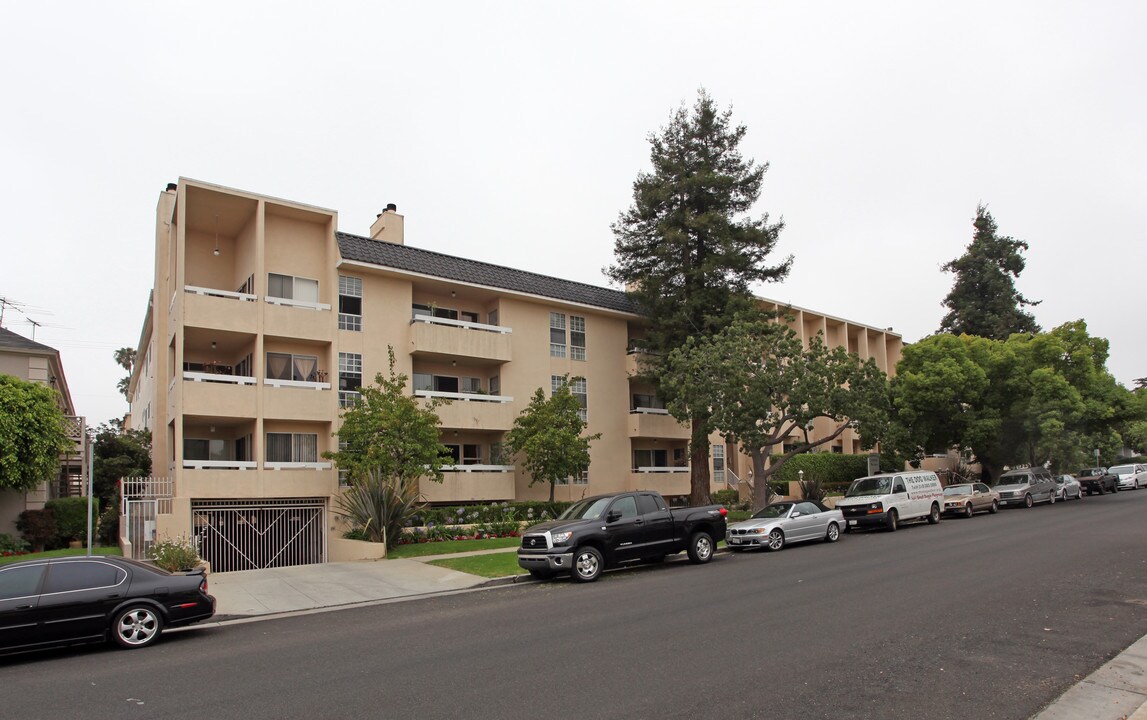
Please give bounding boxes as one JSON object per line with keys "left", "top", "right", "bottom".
{"left": 336, "top": 468, "right": 423, "bottom": 549}
{"left": 16, "top": 508, "right": 57, "bottom": 552}
{"left": 149, "top": 535, "right": 201, "bottom": 572}
{"left": 45, "top": 496, "right": 96, "bottom": 544}
{"left": 97, "top": 494, "right": 120, "bottom": 546}
{"left": 0, "top": 533, "right": 29, "bottom": 555}
{"left": 768, "top": 453, "right": 871, "bottom": 486}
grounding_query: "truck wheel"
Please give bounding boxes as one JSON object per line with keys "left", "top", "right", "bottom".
{"left": 1098, "top": 484, "right": 1106, "bottom": 495}
{"left": 989, "top": 500, "right": 999, "bottom": 513}
{"left": 687, "top": 532, "right": 715, "bottom": 563}
{"left": 765, "top": 528, "right": 785, "bottom": 551}
{"left": 1024, "top": 493, "right": 1034, "bottom": 508}
{"left": 825, "top": 523, "right": 840, "bottom": 543}
{"left": 571, "top": 546, "right": 603, "bottom": 583}
{"left": 886, "top": 509, "right": 899, "bottom": 532}
{"left": 926, "top": 504, "right": 940, "bottom": 524}
{"left": 528, "top": 569, "right": 553, "bottom": 580}
{"left": 1049, "top": 492, "right": 1056, "bottom": 505}
{"left": 964, "top": 503, "right": 974, "bottom": 518}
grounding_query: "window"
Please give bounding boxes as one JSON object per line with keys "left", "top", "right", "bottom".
{"left": 235, "top": 353, "right": 253, "bottom": 378}
{"left": 570, "top": 315, "right": 586, "bottom": 360}
{"left": 461, "top": 377, "right": 482, "bottom": 394}
{"left": 413, "top": 373, "right": 459, "bottom": 393}
{"left": 632, "top": 393, "right": 665, "bottom": 411}
{"left": 634, "top": 449, "right": 670, "bottom": 468}
{"left": 569, "top": 377, "right": 587, "bottom": 422}
{"left": 267, "top": 353, "right": 319, "bottom": 382}
{"left": 573, "top": 465, "right": 589, "bottom": 485}
{"left": 268, "top": 273, "right": 319, "bottom": 303}
{"left": 0, "top": 565, "right": 46, "bottom": 600}
{"left": 610, "top": 496, "right": 638, "bottom": 518}
{"left": 235, "top": 434, "right": 251, "bottom": 462}
{"left": 461, "top": 311, "right": 479, "bottom": 324}
{"left": 444, "top": 444, "right": 482, "bottom": 465}
{"left": 339, "top": 353, "right": 362, "bottom": 407}
{"left": 489, "top": 375, "right": 500, "bottom": 396}
{"left": 42, "top": 562, "right": 125, "bottom": 594}
{"left": 490, "top": 442, "right": 506, "bottom": 465}
{"left": 488, "top": 309, "right": 499, "bottom": 326}
{"left": 338, "top": 276, "right": 363, "bottom": 331}
{"left": 266, "top": 433, "right": 318, "bottom": 463}
{"left": 713, "top": 444, "right": 725, "bottom": 483}
{"left": 184, "top": 438, "right": 227, "bottom": 461}
{"left": 549, "top": 312, "right": 566, "bottom": 357}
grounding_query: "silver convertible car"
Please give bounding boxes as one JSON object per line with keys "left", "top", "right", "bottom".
{"left": 726, "top": 500, "right": 844, "bottom": 552}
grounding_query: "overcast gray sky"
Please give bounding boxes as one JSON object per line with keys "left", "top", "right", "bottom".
{"left": 2, "top": 1, "right": 1144, "bottom": 428}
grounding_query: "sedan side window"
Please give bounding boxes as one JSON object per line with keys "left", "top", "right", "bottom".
{"left": 0, "top": 565, "right": 47, "bottom": 600}
{"left": 42, "top": 562, "right": 126, "bottom": 594}
{"left": 796, "top": 502, "right": 820, "bottom": 515}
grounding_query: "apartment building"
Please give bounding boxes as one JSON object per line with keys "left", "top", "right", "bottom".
{"left": 0, "top": 327, "right": 87, "bottom": 536}
{"left": 126, "top": 178, "right": 902, "bottom": 571}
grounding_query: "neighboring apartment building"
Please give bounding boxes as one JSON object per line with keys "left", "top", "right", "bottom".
{"left": 0, "top": 327, "right": 87, "bottom": 536}
{"left": 126, "top": 178, "right": 902, "bottom": 571}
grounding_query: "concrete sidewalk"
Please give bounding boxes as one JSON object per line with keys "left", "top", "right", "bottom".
{"left": 203, "top": 552, "right": 1147, "bottom": 719}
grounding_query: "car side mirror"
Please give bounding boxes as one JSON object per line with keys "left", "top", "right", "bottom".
{"left": 791, "top": 511, "right": 802, "bottom": 518}
{"left": 606, "top": 510, "right": 622, "bottom": 523}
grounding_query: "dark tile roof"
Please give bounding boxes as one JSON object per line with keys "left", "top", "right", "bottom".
{"left": 336, "top": 232, "right": 637, "bottom": 314}
{"left": 0, "top": 326, "right": 57, "bottom": 355}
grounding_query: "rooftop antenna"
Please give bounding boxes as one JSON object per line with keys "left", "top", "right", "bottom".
{"left": 27, "top": 318, "right": 41, "bottom": 340}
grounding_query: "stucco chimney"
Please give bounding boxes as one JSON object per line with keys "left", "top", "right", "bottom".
{"left": 369, "top": 203, "right": 404, "bottom": 245}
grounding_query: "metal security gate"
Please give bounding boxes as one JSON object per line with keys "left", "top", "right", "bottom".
{"left": 192, "top": 499, "right": 327, "bottom": 573}
{"left": 121, "top": 477, "right": 174, "bottom": 561}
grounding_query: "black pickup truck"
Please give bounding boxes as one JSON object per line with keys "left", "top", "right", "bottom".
{"left": 517, "top": 491, "right": 728, "bottom": 583}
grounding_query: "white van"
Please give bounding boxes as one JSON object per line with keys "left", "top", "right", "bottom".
{"left": 835, "top": 471, "right": 944, "bottom": 531}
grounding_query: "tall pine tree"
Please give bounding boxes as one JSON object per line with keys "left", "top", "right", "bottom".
{"left": 606, "top": 89, "right": 791, "bottom": 505}
{"left": 939, "top": 205, "right": 1040, "bottom": 339}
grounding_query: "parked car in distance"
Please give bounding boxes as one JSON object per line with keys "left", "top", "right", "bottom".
{"left": 1053, "top": 474, "right": 1084, "bottom": 501}
{"left": 835, "top": 471, "right": 944, "bottom": 531}
{"left": 1109, "top": 464, "right": 1147, "bottom": 491}
{"left": 1075, "top": 467, "right": 1118, "bottom": 495}
{"left": 941, "top": 483, "right": 1000, "bottom": 517}
{"left": 993, "top": 467, "right": 1058, "bottom": 508}
{"left": 726, "top": 501, "right": 844, "bottom": 552}
{"left": 0, "top": 556, "right": 215, "bottom": 655}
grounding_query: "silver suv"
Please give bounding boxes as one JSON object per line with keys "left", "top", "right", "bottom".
{"left": 992, "top": 467, "right": 1057, "bottom": 508}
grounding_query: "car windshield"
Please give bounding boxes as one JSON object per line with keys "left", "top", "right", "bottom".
{"left": 846, "top": 477, "right": 892, "bottom": 497}
{"left": 944, "top": 485, "right": 972, "bottom": 496}
{"left": 558, "top": 497, "right": 613, "bottom": 521}
{"left": 1077, "top": 468, "right": 1101, "bottom": 477}
{"left": 994, "top": 475, "right": 1026, "bottom": 486}
{"left": 1110, "top": 465, "right": 1134, "bottom": 475}
{"left": 751, "top": 503, "right": 793, "bottom": 519}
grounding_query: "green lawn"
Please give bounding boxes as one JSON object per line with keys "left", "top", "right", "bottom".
{"left": 0, "top": 546, "right": 122, "bottom": 566}
{"left": 427, "top": 552, "right": 526, "bottom": 578}
{"left": 387, "top": 536, "right": 520, "bottom": 559}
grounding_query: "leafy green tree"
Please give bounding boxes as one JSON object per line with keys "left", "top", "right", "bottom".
{"left": 606, "top": 89, "right": 792, "bottom": 505}
{"left": 324, "top": 348, "right": 452, "bottom": 546}
{"left": 0, "top": 374, "right": 68, "bottom": 492}
{"left": 891, "top": 322, "right": 1145, "bottom": 479}
{"left": 324, "top": 348, "right": 453, "bottom": 485}
{"left": 663, "top": 313, "right": 890, "bottom": 510}
{"left": 939, "top": 205, "right": 1040, "bottom": 339}
{"left": 114, "top": 347, "right": 135, "bottom": 402}
{"left": 505, "top": 376, "right": 601, "bottom": 503}
{"left": 92, "top": 423, "right": 151, "bottom": 504}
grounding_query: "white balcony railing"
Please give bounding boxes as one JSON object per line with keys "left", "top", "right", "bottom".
{"left": 183, "top": 371, "right": 257, "bottom": 385}
{"left": 411, "top": 315, "right": 512, "bottom": 334}
{"left": 182, "top": 460, "right": 258, "bottom": 470}
{"left": 631, "top": 407, "right": 670, "bottom": 415}
{"left": 265, "top": 461, "right": 333, "bottom": 470}
{"left": 185, "top": 285, "right": 257, "bottom": 302}
{"left": 265, "top": 378, "right": 331, "bottom": 390}
{"left": 440, "top": 464, "right": 515, "bottom": 473}
{"left": 414, "top": 390, "right": 513, "bottom": 403}
{"left": 265, "top": 296, "right": 331, "bottom": 311}
{"left": 635, "top": 466, "right": 689, "bottom": 473}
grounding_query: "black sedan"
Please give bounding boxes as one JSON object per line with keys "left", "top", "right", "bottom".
{"left": 0, "top": 555, "right": 215, "bottom": 654}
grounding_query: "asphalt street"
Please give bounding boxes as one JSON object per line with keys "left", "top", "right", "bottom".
{"left": 4, "top": 488, "right": 1147, "bottom": 720}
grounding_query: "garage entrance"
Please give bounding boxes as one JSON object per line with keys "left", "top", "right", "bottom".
{"left": 192, "top": 498, "right": 327, "bottom": 573}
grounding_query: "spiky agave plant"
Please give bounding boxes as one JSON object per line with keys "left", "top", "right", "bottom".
{"left": 335, "top": 467, "right": 424, "bottom": 549}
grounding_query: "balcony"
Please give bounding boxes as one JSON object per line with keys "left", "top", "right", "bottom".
{"left": 183, "top": 287, "right": 258, "bottom": 333}
{"left": 627, "top": 408, "right": 690, "bottom": 440}
{"left": 180, "top": 465, "right": 337, "bottom": 498}
{"left": 628, "top": 467, "right": 690, "bottom": 495}
{"left": 418, "top": 391, "right": 516, "bottom": 430}
{"left": 263, "top": 382, "right": 333, "bottom": 421}
{"left": 264, "top": 299, "right": 332, "bottom": 342}
{"left": 182, "top": 376, "right": 257, "bottom": 417}
{"left": 409, "top": 317, "right": 512, "bottom": 363}
{"left": 421, "top": 466, "right": 516, "bottom": 502}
